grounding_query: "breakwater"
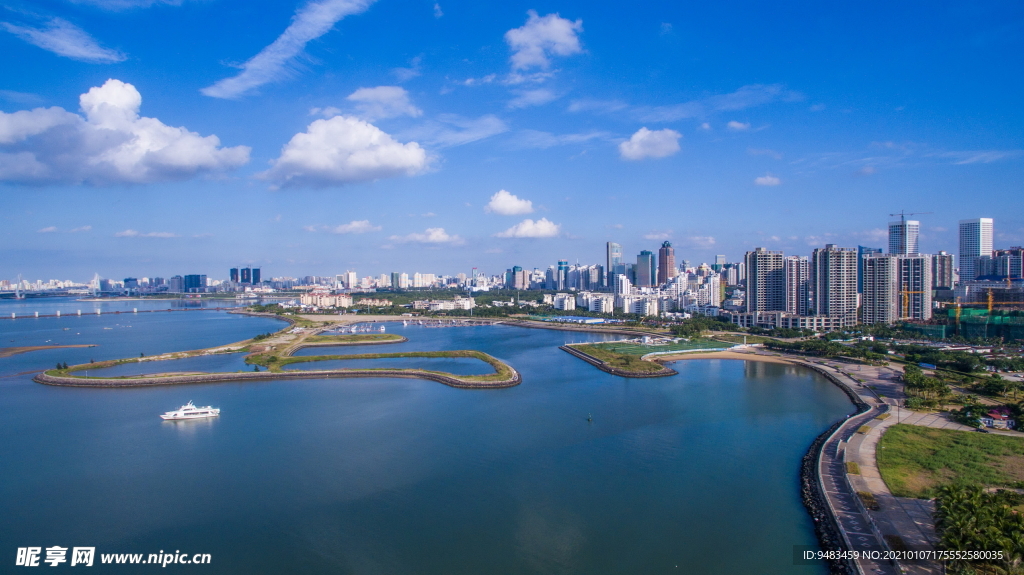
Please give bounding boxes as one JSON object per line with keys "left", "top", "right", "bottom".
{"left": 34, "top": 365, "right": 521, "bottom": 390}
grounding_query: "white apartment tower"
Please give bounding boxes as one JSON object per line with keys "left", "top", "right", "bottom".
{"left": 959, "top": 218, "right": 994, "bottom": 281}
{"left": 888, "top": 219, "right": 920, "bottom": 255}
{"left": 812, "top": 245, "right": 859, "bottom": 323}
{"left": 744, "top": 248, "right": 786, "bottom": 312}
{"left": 783, "top": 256, "right": 810, "bottom": 315}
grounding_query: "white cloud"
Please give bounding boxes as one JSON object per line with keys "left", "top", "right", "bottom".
{"left": 754, "top": 174, "right": 781, "bottom": 186}
{"left": 260, "top": 115, "right": 427, "bottom": 187}
{"left": 330, "top": 220, "right": 381, "bottom": 234}
{"left": 388, "top": 227, "right": 462, "bottom": 244}
{"left": 0, "top": 79, "right": 250, "bottom": 185}
{"left": 201, "top": 0, "right": 376, "bottom": 99}
{"left": 115, "top": 229, "right": 177, "bottom": 237}
{"left": 569, "top": 86, "right": 802, "bottom": 124}
{"left": 727, "top": 121, "right": 750, "bottom": 131}
{"left": 684, "top": 235, "right": 716, "bottom": 247}
{"left": 392, "top": 56, "right": 422, "bottom": 82}
{"left": 401, "top": 114, "right": 507, "bottom": 148}
{"left": 512, "top": 129, "right": 609, "bottom": 149}
{"left": 346, "top": 86, "right": 422, "bottom": 120}
{"left": 309, "top": 106, "right": 342, "bottom": 117}
{"left": 643, "top": 231, "right": 671, "bottom": 240}
{"left": 495, "top": 217, "right": 560, "bottom": 238}
{"left": 504, "top": 10, "right": 583, "bottom": 71}
{"left": 485, "top": 190, "right": 533, "bottom": 215}
{"left": 37, "top": 226, "right": 57, "bottom": 233}
{"left": 433, "top": 3, "right": 443, "bottom": 18}
{"left": 618, "top": 127, "right": 681, "bottom": 160}
{"left": 70, "top": 225, "right": 92, "bottom": 232}
{"left": 507, "top": 88, "right": 557, "bottom": 109}
{"left": 1, "top": 18, "right": 126, "bottom": 63}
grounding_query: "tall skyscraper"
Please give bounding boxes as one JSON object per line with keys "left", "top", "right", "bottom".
{"left": 744, "top": 248, "right": 785, "bottom": 312}
{"left": 657, "top": 241, "right": 676, "bottom": 285}
{"left": 811, "top": 245, "right": 859, "bottom": 323}
{"left": 783, "top": 256, "right": 810, "bottom": 315}
{"left": 240, "top": 267, "right": 252, "bottom": 284}
{"left": 932, "top": 251, "right": 955, "bottom": 289}
{"left": 251, "top": 268, "right": 260, "bottom": 284}
{"left": 229, "top": 268, "right": 239, "bottom": 283}
{"left": 959, "top": 218, "right": 994, "bottom": 281}
{"left": 605, "top": 242, "right": 622, "bottom": 288}
{"left": 888, "top": 219, "right": 920, "bottom": 255}
{"left": 557, "top": 260, "right": 569, "bottom": 290}
{"left": 636, "top": 251, "right": 656, "bottom": 287}
{"left": 857, "top": 246, "right": 883, "bottom": 293}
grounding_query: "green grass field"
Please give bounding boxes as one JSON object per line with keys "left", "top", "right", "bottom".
{"left": 877, "top": 424, "right": 1024, "bottom": 498}
{"left": 571, "top": 344, "right": 667, "bottom": 373}
{"left": 589, "top": 339, "right": 728, "bottom": 357}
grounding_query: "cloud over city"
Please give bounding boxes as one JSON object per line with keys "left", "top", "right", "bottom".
{"left": 260, "top": 115, "right": 427, "bottom": 187}
{"left": 495, "top": 218, "right": 560, "bottom": 238}
{"left": 0, "top": 79, "right": 250, "bottom": 185}
{"left": 485, "top": 190, "right": 534, "bottom": 215}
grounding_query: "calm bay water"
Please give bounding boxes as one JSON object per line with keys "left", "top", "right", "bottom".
{"left": 0, "top": 305, "right": 852, "bottom": 574}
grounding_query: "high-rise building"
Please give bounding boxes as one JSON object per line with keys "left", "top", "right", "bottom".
{"left": 606, "top": 242, "right": 622, "bottom": 288}
{"left": 229, "top": 268, "right": 239, "bottom": 283}
{"left": 168, "top": 275, "right": 184, "bottom": 293}
{"left": 811, "top": 245, "right": 859, "bottom": 323}
{"left": 744, "top": 248, "right": 785, "bottom": 312}
{"left": 240, "top": 267, "right": 252, "bottom": 284}
{"left": 898, "top": 255, "right": 932, "bottom": 321}
{"left": 252, "top": 268, "right": 261, "bottom": 284}
{"left": 959, "top": 218, "right": 994, "bottom": 281}
{"left": 557, "top": 260, "right": 569, "bottom": 291}
{"left": 657, "top": 241, "right": 677, "bottom": 285}
{"left": 391, "top": 272, "right": 401, "bottom": 289}
{"left": 993, "top": 248, "right": 1024, "bottom": 279}
{"left": 932, "top": 251, "right": 955, "bottom": 289}
{"left": 183, "top": 274, "right": 207, "bottom": 293}
{"left": 712, "top": 255, "right": 727, "bottom": 272}
{"left": 861, "top": 254, "right": 932, "bottom": 323}
{"left": 783, "top": 256, "right": 810, "bottom": 316}
{"left": 857, "top": 246, "right": 883, "bottom": 293}
{"left": 888, "top": 219, "right": 920, "bottom": 255}
{"left": 861, "top": 255, "right": 898, "bottom": 324}
{"left": 636, "top": 251, "right": 656, "bottom": 287}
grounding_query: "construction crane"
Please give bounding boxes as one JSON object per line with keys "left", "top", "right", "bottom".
{"left": 902, "top": 289, "right": 924, "bottom": 319}
{"left": 889, "top": 210, "right": 934, "bottom": 222}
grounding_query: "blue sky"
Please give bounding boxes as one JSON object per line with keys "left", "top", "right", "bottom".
{"left": 1, "top": 0, "right": 1022, "bottom": 281}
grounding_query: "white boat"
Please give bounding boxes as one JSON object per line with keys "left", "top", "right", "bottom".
{"left": 160, "top": 401, "right": 220, "bottom": 420}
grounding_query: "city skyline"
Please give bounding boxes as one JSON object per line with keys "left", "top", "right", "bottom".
{"left": 2, "top": 0, "right": 1022, "bottom": 279}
